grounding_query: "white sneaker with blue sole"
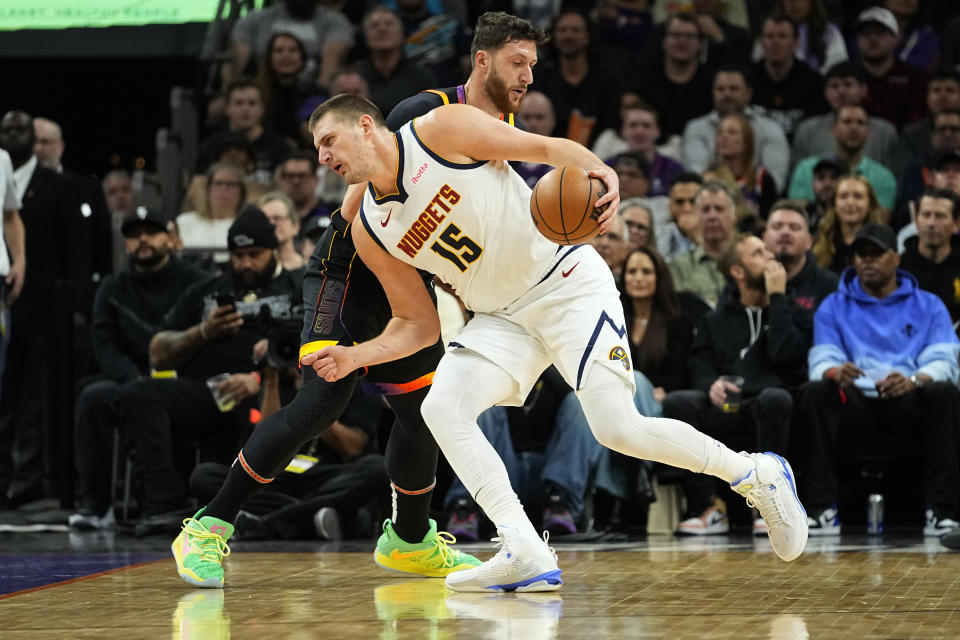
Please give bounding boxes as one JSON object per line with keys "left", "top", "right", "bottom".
{"left": 445, "top": 525, "right": 563, "bottom": 593}
{"left": 732, "top": 452, "right": 808, "bottom": 562}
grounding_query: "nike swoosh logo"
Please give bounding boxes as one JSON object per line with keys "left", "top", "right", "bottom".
{"left": 381, "top": 209, "right": 392, "bottom": 227}
{"left": 389, "top": 548, "right": 425, "bottom": 561}
{"left": 562, "top": 262, "right": 580, "bottom": 277}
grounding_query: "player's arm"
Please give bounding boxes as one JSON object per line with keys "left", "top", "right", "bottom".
{"left": 338, "top": 183, "right": 366, "bottom": 223}
{"left": 300, "top": 220, "right": 441, "bottom": 381}
{"left": 416, "top": 104, "right": 619, "bottom": 228}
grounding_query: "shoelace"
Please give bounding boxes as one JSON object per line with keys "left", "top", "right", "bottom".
{"left": 485, "top": 530, "right": 558, "bottom": 561}
{"left": 542, "top": 531, "right": 557, "bottom": 560}
{"left": 741, "top": 487, "right": 785, "bottom": 529}
{"left": 182, "top": 517, "right": 231, "bottom": 563}
{"left": 432, "top": 530, "right": 459, "bottom": 567}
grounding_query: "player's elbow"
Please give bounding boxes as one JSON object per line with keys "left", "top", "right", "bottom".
{"left": 419, "top": 315, "right": 442, "bottom": 350}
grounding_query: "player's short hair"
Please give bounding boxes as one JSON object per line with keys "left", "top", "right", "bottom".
{"left": 767, "top": 199, "right": 810, "bottom": 228}
{"left": 470, "top": 11, "right": 548, "bottom": 61}
{"left": 308, "top": 94, "right": 386, "bottom": 133}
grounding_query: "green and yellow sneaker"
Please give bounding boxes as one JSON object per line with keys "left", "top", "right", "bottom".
{"left": 171, "top": 509, "right": 233, "bottom": 588}
{"left": 374, "top": 518, "right": 481, "bottom": 577}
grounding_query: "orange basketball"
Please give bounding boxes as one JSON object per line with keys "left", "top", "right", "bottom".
{"left": 530, "top": 167, "right": 607, "bottom": 245}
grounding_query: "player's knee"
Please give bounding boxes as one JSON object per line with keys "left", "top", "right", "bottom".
{"left": 579, "top": 389, "right": 637, "bottom": 452}
{"left": 419, "top": 386, "right": 448, "bottom": 432}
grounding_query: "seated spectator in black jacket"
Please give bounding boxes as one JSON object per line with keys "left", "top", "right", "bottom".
{"left": 69, "top": 209, "right": 206, "bottom": 529}
{"left": 122, "top": 206, "right": 303, "bottom": 530}
{"left": 662, "top": 234, "right": 812, "bottom": 536}
{"left": 190, "top": 364, "right": 386, "bottom": 540}
{"left": 899, "top": 188, "right": 960, "bottom": 332}
{"left": 762, "top": 199, "right": 838, "bottom": 313}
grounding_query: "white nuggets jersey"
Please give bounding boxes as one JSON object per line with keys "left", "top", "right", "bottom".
{"left": 358, "top": 120, "right": 560, "bottom": 313}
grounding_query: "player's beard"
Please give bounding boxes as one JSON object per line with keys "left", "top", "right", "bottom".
{"left": 484, "top": 65, "right": 522, "bottom": 115}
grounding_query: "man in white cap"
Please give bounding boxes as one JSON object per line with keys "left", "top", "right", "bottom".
{"left": 854, "top": 6, "right": 928, "bottom": 131}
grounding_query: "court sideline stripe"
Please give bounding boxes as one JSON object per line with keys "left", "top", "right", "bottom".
{"left": 0, "top": 558, "right": 166, "bottom": 600}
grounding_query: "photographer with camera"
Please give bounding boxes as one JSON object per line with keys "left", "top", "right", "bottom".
{"left": 120, "top": 205, "right": 302, "bottom": 533}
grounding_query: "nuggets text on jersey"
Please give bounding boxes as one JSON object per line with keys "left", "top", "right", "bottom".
{"left": 396, "top": 184, "right": 461, "bottom": 258}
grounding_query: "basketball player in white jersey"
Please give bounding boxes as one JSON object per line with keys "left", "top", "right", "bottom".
{"left": 302, "top": 95, "right": 809, "bottom": 592}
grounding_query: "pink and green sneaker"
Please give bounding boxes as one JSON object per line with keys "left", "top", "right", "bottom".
{"left": 171, "top": 509, "right": 233, "bottom": 588}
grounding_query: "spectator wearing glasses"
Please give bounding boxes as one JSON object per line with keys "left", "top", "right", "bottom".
{"left": 611, "top": 151, "right": 670, "bottom": 232}
{"left": 259, "top": 192, "right": 304, "bottom": 272}
{"left": 659, "top": 172, "right": 703, "bottom": 262}
{"left": 635, "top": 13, "right": 715, "bottom": 140}
{"left": 275, "top": 151, "right": 331, "bottom": 227}
{"left": 619, "top": 198, "right": 657, "bottom": 251}
{"left": 177, "top": 163, "right": 247, "bottom": 256}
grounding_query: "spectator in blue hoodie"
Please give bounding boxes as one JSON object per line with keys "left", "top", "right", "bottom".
{"left": 801, "top": 223, "right": 960, "bottom": 538}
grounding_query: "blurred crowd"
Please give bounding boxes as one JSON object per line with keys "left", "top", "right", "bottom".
{"left": 2, "top": 0, "right": 960, "bottom": 542}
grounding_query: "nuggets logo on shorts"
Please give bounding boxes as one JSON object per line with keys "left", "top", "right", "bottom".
{"left": 608, "top": 345, "right": 631, "bottom": 371}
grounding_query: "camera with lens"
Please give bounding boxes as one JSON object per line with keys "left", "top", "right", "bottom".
{"left": 257, "top": 304, "right": 304, "bottom": 370}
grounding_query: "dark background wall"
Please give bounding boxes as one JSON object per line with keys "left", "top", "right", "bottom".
{"left": 0, "top": 24, "right": 207, "bottom": 177}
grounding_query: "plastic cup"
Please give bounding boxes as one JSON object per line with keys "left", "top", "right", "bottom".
{"left": 720, "top": 375, "right": 745, "bottom": 413}
{"left": 206, "top": 373, "right": 235, "bottom": 412}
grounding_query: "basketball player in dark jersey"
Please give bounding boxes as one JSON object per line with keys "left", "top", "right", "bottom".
{"left": 172, "top": 12, "right": 547, "bottom": 588}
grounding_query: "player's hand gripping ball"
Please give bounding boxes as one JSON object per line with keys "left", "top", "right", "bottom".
{"left": 530, "top": 166, "right": 608, "bottom": 245}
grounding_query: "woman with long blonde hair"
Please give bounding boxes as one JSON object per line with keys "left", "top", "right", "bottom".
{"left": 812, "top": 174, "right": 884, "bottom": 273}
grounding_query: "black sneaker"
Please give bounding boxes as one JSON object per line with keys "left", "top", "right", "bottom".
{"left": 806, "top": 505, "right": 840, "bottom": 536}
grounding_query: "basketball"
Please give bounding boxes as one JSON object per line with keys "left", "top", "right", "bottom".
{"left": 530, "top": 167, "right": 607, "bottom": 245}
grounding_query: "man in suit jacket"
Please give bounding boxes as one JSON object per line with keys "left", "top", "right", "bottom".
{"left": 0, "top": 110, "right": 78, "bottom": 507}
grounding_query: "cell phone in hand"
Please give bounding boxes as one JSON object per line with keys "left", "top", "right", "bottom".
{"left": 216, "top": 292, "right": 236, "bottom": 311}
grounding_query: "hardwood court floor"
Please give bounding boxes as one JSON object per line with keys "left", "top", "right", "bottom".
{"left": 2, "top": 535, "right": 960, "bottom": 639}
